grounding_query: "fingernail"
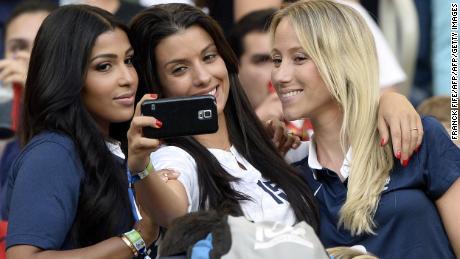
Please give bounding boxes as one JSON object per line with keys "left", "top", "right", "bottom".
{"left": 396, "top": 151, "right": 401, "bottom": 159}
{"left": 380, "top": 138, "right": 385, "bottom": 146}
{"left": 150, "top": 93, "right": 158, "bottom": 99}
{"left": 155, "top": 120, "right": 163, "bottom": 128}
{"left": 402, "top": 159, "right": 409, "bottom": 167}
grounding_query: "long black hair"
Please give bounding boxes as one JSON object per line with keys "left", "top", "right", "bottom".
{"left": 129, "top": 4, "right": 319, "bottom": 230}
{"left": 22, "top": 5, "right": 133, "bottom": 247}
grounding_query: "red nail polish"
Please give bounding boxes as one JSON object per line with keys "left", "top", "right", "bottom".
{"left": 402, "top": 159, "right": 409, "bottom": 167}
{"left": 396, "top": 151, "right": 401, "bottom": 159}
{"left": 155, "top": 120, "right": 163, "bottom": 128}
{"left": 380, "top": 138, "right": 385, "bottom": 146}
{"left": 150, "top": 93, "right": 158, "bottom": 99}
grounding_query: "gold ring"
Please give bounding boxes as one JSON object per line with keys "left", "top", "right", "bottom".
{"left": 411, "top": 128, "right": 418, "bottom": 131}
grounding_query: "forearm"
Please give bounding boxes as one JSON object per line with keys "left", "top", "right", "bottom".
{"left": 7, "top": 237, "right": 133, "bottom": 259}
{"left": 135, "top": 173, "right": 188, "bottom": 228}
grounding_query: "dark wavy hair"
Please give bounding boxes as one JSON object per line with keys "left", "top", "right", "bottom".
{"left": 22, "top": 5, "right": 133, "bottom": 247}
{"left": 129, "top": 3, "right": 319, "bottom": 230}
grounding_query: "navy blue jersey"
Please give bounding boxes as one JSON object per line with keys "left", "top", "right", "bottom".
{"left": 5, "top": 132, "right": 133, "bottom": 250}
{"left": 294, "top": 117, "right": 460, "bottom": 259}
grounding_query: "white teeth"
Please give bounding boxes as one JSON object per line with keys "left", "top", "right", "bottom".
{"left": 282, "top": 90, "right": 302, "bottom": 98}
{"left": 208, "top": 87, "right": 217, "bottom": 96}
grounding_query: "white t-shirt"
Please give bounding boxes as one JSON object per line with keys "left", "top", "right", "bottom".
{"left": 150, "top": 145, "right": 297, "bottom": 225}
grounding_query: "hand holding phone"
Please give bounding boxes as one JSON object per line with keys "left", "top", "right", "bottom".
{"left": 141, "top": 95, "right": 218, "bottom": 139}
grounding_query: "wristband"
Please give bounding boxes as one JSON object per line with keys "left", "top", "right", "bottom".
{"left": 123, "top": 229, "right": 147, "bottom": 255}
{"left": 130, "top": 158, "right": 155, "bottom": 184}
{"left": 121, "top": 235, "right": 138, "bottom": 256}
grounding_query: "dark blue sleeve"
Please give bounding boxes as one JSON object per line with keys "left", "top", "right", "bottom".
{"left": 6, "top": 139, "right": 83, "bottom": 250}
{"left": 0, "top": 138, "right": 21, "bottom": 220}
{"left": 421, "top": 116, "right": 460, "bottom": 199}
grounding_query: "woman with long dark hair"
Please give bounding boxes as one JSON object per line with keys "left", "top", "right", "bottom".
{"left": 6, "top": 5, "right": 158, "bottom": 258}
{"left": 127, "top": 3, "right": 422, "bottom": 230}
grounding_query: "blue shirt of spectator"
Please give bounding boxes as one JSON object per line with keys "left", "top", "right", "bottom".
{"left": 0, "top": 137, "right": 20, "bottom": 220}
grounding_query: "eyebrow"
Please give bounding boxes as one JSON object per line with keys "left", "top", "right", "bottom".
{"left": 163, "top": 43, "right": 216, "bottom": 68}
{"left": 251, "top": 53, "right": 270, "bottom": 57}
{"left": 90, "top": 47, "right": 134, "bottom": 62}
{"left": 6, "top": 38, "right": 29, "bottom": 48}
{"left": 250, "top": 53, "right": 271, "bottom": 62}
{"left": 6, "top": 38, "right": 29, "bottom": 45}
{"left": 271, "top": 46, "right": 304, "bottom": 55}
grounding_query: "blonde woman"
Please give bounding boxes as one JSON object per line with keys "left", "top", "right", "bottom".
{"left": 270, "top": 1, "right": 460, "bottom": 258}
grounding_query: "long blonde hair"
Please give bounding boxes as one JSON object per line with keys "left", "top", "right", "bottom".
{"left": 270, "top": 0, "right": 394, "bottom": 235}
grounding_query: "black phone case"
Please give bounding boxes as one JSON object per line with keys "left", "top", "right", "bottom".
{"left": 141, "top": 95, "right": 218, "bottom": 139}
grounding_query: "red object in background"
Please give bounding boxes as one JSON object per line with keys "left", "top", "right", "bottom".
{"left": 286, "top": 119, "right": 313, "bottom": 141}
{"left": 11, "top": 83, "right": 22, "bottom": 132}
{"left": 0, "top": 220, "right": 7, "bottom": 259}
{"left": 267, "top": 81, "right": 276, "bottom": 94}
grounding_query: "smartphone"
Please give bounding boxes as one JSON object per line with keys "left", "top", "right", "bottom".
{"left": 141, "top": 95, "right": 218, "bottom": 139}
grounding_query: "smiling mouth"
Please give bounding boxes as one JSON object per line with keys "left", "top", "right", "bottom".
{"left": 280, "top": 90, "right": 303, "bottom": 98}
{"left": 113, "top": 94, "right": 135, "bottom": 106}
{"left": 114, "top": 93, "right": 134, "bottom": 100}
{"left": 207, "top": 86, "right": 218, "bottom": 96}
